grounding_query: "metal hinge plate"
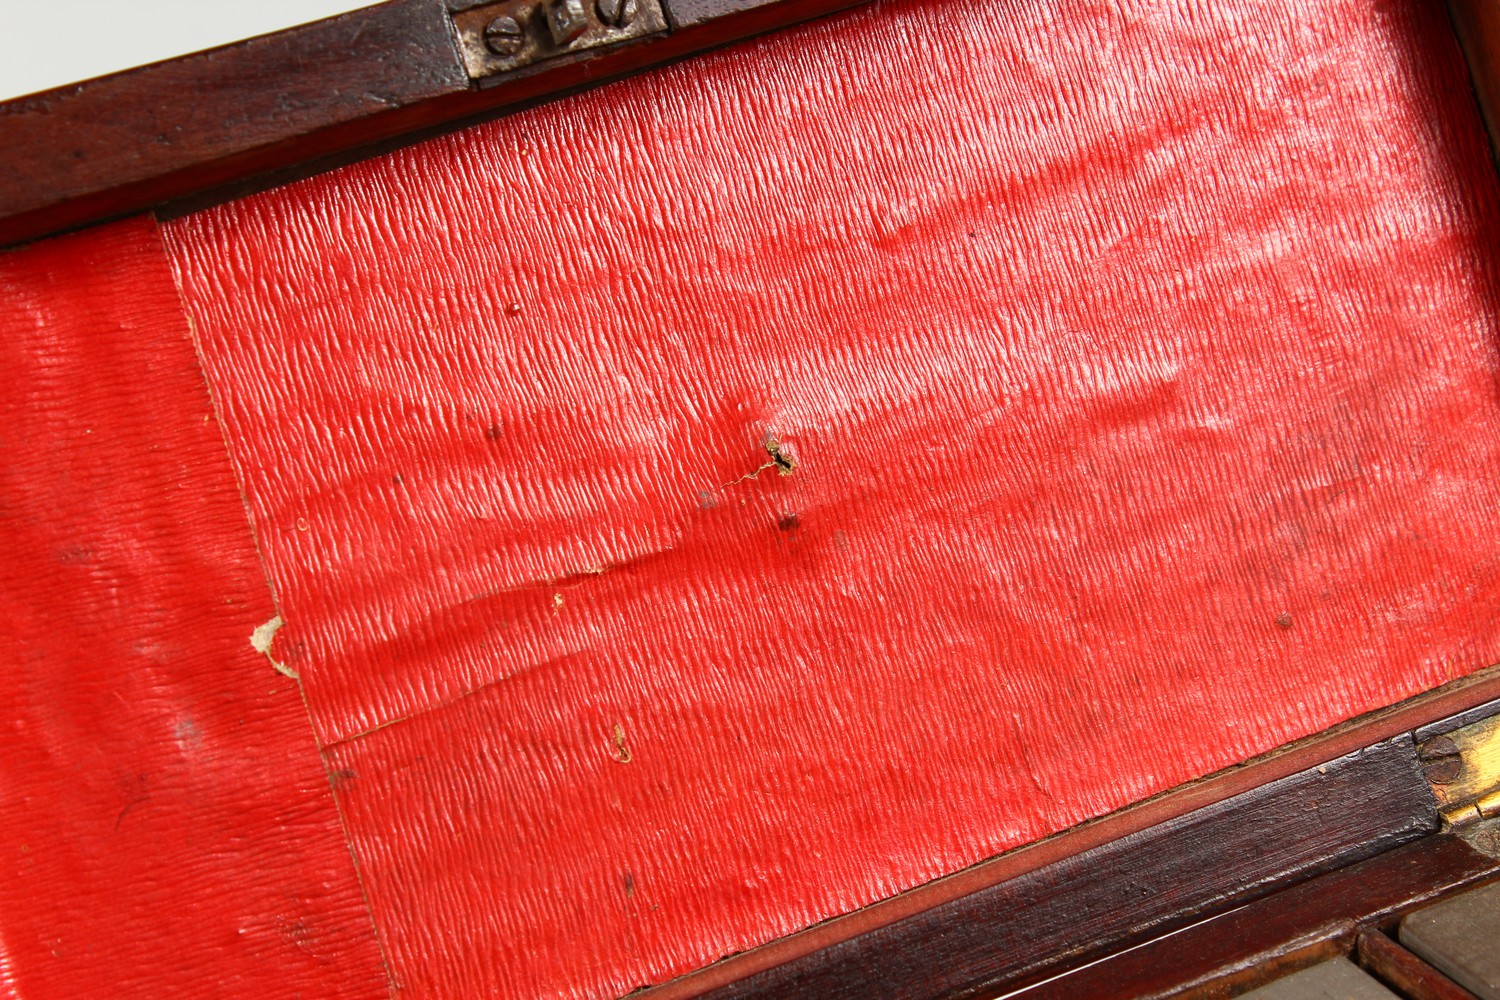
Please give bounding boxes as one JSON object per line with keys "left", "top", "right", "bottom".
{"left": 1420, "top": 710, "right": 1500, "bottom": 827}
{"left": 449, "top": 0, "right": 667, "bottom": 82}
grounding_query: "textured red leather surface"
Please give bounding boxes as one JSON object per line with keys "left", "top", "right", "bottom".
{"left": 157, "top": 0, "right": 1500, "bottom": 994}
{"left": 0, "top": 218, "right": 388, "bottom": 1000}
{"left": 4, "top": 0, "right": 1500, "bottom": 997}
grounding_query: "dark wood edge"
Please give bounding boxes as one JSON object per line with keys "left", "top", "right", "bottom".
{"left": 1417, "top": 695, "right": 1500, "bottom": 742}
{"left": 0, "top": 0, "right": 869, "bottom": 249}
{"left": 1180, "top": 936, "right": 1348, "bottom": 1000}
{"left": 636, "top": 666, "right": 1500, "bottom": 998}
{"left": 1357, "top": 928, "right": 1480, "bottom": 1000}
{"left": 1027, "top": 836, "right": 1500, "bottom": 999}
{"left": 1446, "top": 0, "right": 1500, "bottom": 162}
{"left": 710, "top": 735, "right": 1437, "bottom": 998}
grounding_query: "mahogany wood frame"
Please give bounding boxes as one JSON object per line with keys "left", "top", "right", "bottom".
{"left": 0, "top": 0, "right": 867, "bottom": 248}
{"left": 1032, "top": 836, "right": 1500, "bottom": 999}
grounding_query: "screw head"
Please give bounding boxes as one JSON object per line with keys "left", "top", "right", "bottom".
{"left": 546, "top": 0, "right": 589, "bottom": 45}
{"left": 483, "top": 15, "right": 525, "bottom": 56}
{"left": 1419, "top": 734, "right": 1464, "bottom": 786}
{"left": 596, "top": 0, "right": 634, "bottom": 27}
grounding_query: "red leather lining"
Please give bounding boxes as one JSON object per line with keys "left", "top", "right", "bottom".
{"left": 3, "top": 0, "right": 1500, "bottom": 996}
{"left": 0, "top": 217, "right": 388, "bottom": 999}
{"left": 159, "top": 0, "right": 1500, "bottom": 992}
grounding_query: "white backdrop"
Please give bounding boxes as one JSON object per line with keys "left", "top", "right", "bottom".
{"left": 0, "top": 1, "right": 379, "bottom": 100}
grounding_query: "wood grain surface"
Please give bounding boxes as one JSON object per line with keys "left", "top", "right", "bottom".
{"left": 1024, "top": 836, "right": 1500, "bottom": 1000}
{"left": 1358, "top": 929, "right": 1482, "bottom": 1000}
{"left": 0, "top": 0, "right": 465, "bottom": 248}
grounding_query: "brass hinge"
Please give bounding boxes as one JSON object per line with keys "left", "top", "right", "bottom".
{"left": 1419, "top": 710, "right": 1500, "bottom": 828}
